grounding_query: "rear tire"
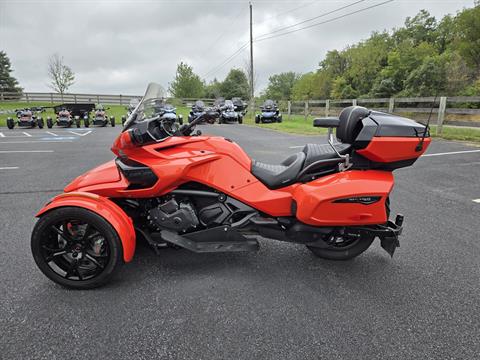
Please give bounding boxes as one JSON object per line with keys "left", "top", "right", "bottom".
{"left": 110, "top": 116, "right": 115, "bottom": 127}
{"left": 76, "top": 118, "right": 81, "bottom": 128}
{"left": 7, "top": 117, "right": 14, "bottom": 129}
{"left": 255, "top": 115, "right": 260, "bottom": 124}
{"left": 277, "top": 115, "right": 282, "bottom": 123}
{"left": 31, "top": 207, "right": 123, "bottom": 289}
{"left": 121, "top": 115, "right": 126, "bottom": 125}
{"left": 306, "top": 234, "right": 374, "bottom": 260}
{"left": 38, "top": 118, "right": 44, "bottom": 129}
{"left": 47, "top": 117, "right": 53, "bottom": 129}
{"left": 84, "top": 119, "right": 90, "bottom": 128}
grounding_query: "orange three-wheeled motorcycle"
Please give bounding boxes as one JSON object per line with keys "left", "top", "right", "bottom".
{"left": 31, "top": 84, "right": 430, "bottom": 288}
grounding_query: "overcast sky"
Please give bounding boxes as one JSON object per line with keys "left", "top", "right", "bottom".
{"left": 0, "top": 0, "right": 475, "bottom": 95}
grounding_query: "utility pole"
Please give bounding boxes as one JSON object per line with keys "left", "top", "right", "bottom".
{"left": 249, "top": 2, "right": 254, "bottom": 112}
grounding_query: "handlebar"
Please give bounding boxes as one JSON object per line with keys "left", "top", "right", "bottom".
{"left": 128, "top": 105, "right": 227, "bottom": 145}
{"left": 176, "top": 105, "right": 225, "bottom": 136}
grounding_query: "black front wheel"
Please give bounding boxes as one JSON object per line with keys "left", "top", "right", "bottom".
{"left": 306, "top": 232, "right": 374, "bottom": 260}
{"left": 7, "top": 117, "right": 15, "bottom": 129}
{"left": 31, "top": 207, "right": 123, "bottom": 289}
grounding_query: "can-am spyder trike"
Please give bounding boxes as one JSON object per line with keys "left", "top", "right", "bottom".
{"left": 31, "top": 83, "right": 431, "bottom": 289}
{"left": 6, "top": 107, "right": 46, "bottom": 129}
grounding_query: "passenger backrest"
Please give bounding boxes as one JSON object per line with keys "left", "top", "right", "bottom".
{"left": 337, "top": 106, "right": 371, "bottom": 144}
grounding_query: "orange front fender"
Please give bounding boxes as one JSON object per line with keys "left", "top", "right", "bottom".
{"left": 36, "top": 192, "right": 136, "bottom": 262}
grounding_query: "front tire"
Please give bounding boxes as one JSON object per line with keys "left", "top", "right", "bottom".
{"left": 84, "top": 118, "right": 90, "bottom": 128}
{"left": 47, "top": 117, "right": 53, "bottom": 129}
{"left": 38, "top": 118, "right": 44, "bottom": 129}
{"left": 7, "top": 117, "right": 14, "bottom": 129}
{"left": 110, "top": 116, "right": 115, "bottom": 127}
{"left": 31, "top": 207, "right": 123, "bottom": 289}
{"left": 306, "top": 234, "right": 374, "bottom": 260}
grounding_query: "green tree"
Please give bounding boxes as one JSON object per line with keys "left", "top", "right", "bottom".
{"left": 220, "top": 69, "right": 249, "bottom": 99}
{"left": 404, "top": 55, "right": 447, "bottom": 96}
{"left": 0, "top": 51, "right": 22, "bottom": 93}
{"left": 376, "top": 41, "right": 437, "bottom": 94}
{"left": 204, "top": 78, "right": 222, "bottom": 98}
{"left": 291, "top": 72, "right": 316, "bottom": 100}
{"left": 371, "top": 78, "right": 397, "bottom": 98}
{"left": 452, "top": 5, "right": 480, "bottom": 71}
{"left": 263, "top": 72, "right": 300, "bottom": 100}
{"left": 394, "top": 10, "right": 437, "bottom": 46}
{"left": 330, "top": 77, "right": 359, "bottom": 99}
{"left": 169, "top": 62, "right": 205, "bottom": 98}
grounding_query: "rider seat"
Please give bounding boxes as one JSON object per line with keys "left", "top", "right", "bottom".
{"left": 251, "top": 106, "right": 370, "bottom": 189}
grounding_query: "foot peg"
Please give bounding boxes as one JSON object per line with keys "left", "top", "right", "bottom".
{"left": 156, "top": 226, "right": 259, "bottom": 253}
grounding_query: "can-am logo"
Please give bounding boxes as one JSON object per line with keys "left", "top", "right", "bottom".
{"left": 333, "top": 196, "right": 381, "bottom": 205}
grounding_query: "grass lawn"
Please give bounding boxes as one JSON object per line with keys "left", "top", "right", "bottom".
{"left": 243, "top": 113, "right": 327, "bottom": 135}
{"left": 2, "top": 101, "right": 480, "bottom": 144}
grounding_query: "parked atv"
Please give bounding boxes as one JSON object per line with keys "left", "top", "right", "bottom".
{"left": 188, "top": 100, "right": 207, "bottom": 124}
{"left": 219, "top": 99, "right": 242, "bottom": 124}
{"left": 48, "top": 103, "right": 95, "bottom": 128}
{"left": 232, "top": 97, "right": 248, "bottom": 118}
{"left": 47, "top": 107, "right": 74, "bottom": 128}
{"left": 6, "top": 107, "right": 45, "bottom": 129}
{"left": 91, "top": 105, "right": 115, "bottom": 127}
{"left": 255, "top": 99, "right": 282, "bottom": 123}
{"left": 30, "top": 82, "right": 430, "bottom": 289}
{"left": 154, "top": 101, "right": 183, "bottom": 125}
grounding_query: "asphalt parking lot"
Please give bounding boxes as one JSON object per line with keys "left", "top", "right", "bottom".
{"left": 1, "top": 125, "right": 479, "bottom": 359}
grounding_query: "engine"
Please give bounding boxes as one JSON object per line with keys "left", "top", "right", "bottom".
{"left": 148, "top": 199, "right": 199, "bottom": 232}
{"left": 145, "top": 189, "right": 257, "bottom": 233}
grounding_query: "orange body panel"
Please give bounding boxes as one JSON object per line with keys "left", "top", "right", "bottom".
{"left": 293, "top": 170, "right": 394, "bottom": 226}
{"left": 357, "top": 137, "right": 431, "bottom": 163}
{"left": 36, "top": 192, "right": 136, "bottom": 262}
{"left": 67, "top": 136, "right": 297, "bottom": 216}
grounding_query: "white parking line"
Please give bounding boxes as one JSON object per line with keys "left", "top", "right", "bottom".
{"left": 422, "top": 149, "right": 480, "bottom": 157}
{"left": 0, "top": 132, "right": 5, "bottom": 138}
{"left": 22, "top": 132, "right": 32, "bottom": 137}
{"left": 46, "top": 131, "right": 58, "bottom": 137}
{"left": 473, "top": 199, "right": 480, "bottom": 204}
{"left": 68, "top": 130, "right": 92, "bottom": 137}
{"left": 0, "top": 150, "right": 54, "bottom": 153}
{"left": 0, "top": 167, "right": 19, "bottom": 170}
{"left": 289, "top": 146, "right": 304, "bottom": 149}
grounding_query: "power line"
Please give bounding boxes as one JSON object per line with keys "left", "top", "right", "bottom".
{"left": 202, "top": 1, "right": 320, "bottom": 80}
{"left": 255, "top": 0, "right": 394, "bottom": 43}
{"left": 202, "top": 42, "right": 249, "bottom": 78}
{"left": 255, "top": 0, "right": 367, "bottom": 41}
{"left": 202, "top": 0, "right": 394, "bottom": 80}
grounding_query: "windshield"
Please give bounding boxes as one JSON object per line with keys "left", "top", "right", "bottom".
{"left": 264, "top": 100, "right": 275, "bottom": 107}
{"left": 123, "top": 83, "right": 166, "bottom": 130}
{"left": 194, "top": 100, "right": 205, "bottom": 108}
